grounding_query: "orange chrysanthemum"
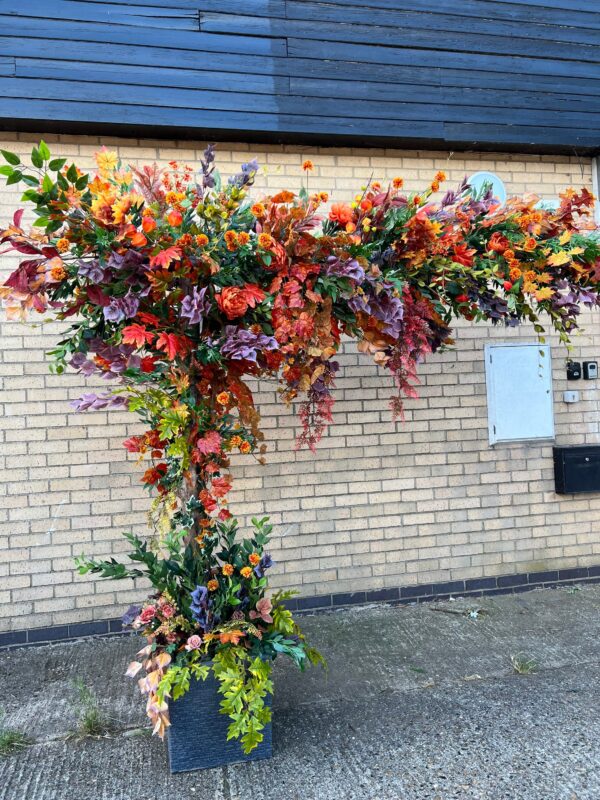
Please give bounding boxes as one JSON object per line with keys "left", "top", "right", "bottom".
{"left": 222, "top": 564, "right": 234, "bottom": 577}
{"left": 302, "top": 160, "right": 314, "bottom": 172}
{"left": 251, "top": 203, "right": 265, "bottom": 217}
{"left": 240, "top": 566, "right": 253, "bottom": 579}
{"left": 258, "top": 232, "right": 274, "bottom": 250}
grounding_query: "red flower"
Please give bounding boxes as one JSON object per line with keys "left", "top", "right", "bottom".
{"left": 488, "top": 232, "right": 509, "bottom": 253}
{"left": 216, "top": 287, "right": 248, "bottom": 320}
{"left": 329, "top": 203, "right": 354, "bottom": 226}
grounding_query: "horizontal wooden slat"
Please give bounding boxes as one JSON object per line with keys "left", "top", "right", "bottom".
{"left": 291, "top": 77, "right": 600, "bottom": 115}
{"left": 16, "top": 59, "right": 290, "bottom": 95}
{"left": 0, "top": 1, "right": 198, "bottom": 29}
{"left": 0, "top": 57, "right": 14, "bottom": 77}
{"left": 2, "top": 96, "right": 598, "bottom": 150}
{"left": 281, "top": 3, "right": 600, "bottom": 46}
{"left": 287, "top": 38, "right": 600, "bottom": 80}
{"left": 2, "top": 77, "right": 599, "bottom": 132}
{"left": 200, "top": 13, "right": 600, "bottom": 63}
{"left": 0, "top": 16, "right": 287, "bottom": 57}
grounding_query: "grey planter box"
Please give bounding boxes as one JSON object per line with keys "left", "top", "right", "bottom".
{"left": 166, "top": 672, "right": 273, "bottom": 773}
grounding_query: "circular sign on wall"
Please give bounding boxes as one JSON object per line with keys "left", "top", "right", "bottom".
{"left": 468, "top": 171, "right": 507, "bottom": 207}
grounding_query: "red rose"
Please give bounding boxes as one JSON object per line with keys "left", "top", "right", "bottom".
{"left": 503, "top": 281, "right": 513, "bottom": 291}
{"left": 216, "top": 287, "right": 248, "bottom": 320}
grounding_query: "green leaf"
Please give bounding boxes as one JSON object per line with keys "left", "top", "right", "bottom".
{"left": 0, "top": 165, "right": 14, "bottom": 176}
{"left": 32, "top": 217, "right": 50, "bottom": 227}
{"left": 6, "top": 171, "right": 22, "bottom": 185}
{"left": 75, "top": 174, "right": 89, "bottom": 190}
{"left": 66, "top": 163, "right": 78, "bottom": 182}
{"left": 20, "top": 175, "right": 40, "bottom": 187}
{"left": 38, "top": 140, "right": 51, "bottom": 160}
{"left": 49, "top": 158, "right": 67, "bottom": 171}
{"left": 1, "top": 149, "right": 20, "bottom": 165}
{"left": 31, "top": 147, "right": 43, "bottom": 168}
{"left": 42, "top": 174, "right": 54, "bottom": 193}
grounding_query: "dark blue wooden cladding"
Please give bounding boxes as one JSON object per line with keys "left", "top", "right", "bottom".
{"left": 0, "top": 1, "right": 599, "bottom": 153}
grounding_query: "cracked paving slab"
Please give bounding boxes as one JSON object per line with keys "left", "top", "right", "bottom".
{"left": 1, "top": 584, "right": 599, "bottom": 799}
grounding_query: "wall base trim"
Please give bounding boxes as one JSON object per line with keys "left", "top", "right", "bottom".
{"left": 2, "top": 565, "right": 599, "bottom": 649}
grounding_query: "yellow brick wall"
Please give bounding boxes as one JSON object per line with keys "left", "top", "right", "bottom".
{"left": 0, "top": 131, "right": 598, "bottom": 632}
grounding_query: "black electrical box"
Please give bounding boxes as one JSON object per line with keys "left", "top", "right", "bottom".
{"left": 553, "top": 446, "right": 600, "bottom": 494}
{"left": 567, "top": 361, "right": 582, "bottom": 380}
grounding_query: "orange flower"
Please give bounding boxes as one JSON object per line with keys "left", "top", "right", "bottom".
{"left": 251, "top": 203, "right": 265, "bottom": 217}
{"left": 302, "top": 159, "right": 314, "bottom": 172}
{"left": 258, "top": 232, "right": 274, "bottom": 250}
{"left": 207, "top": 579, "right": 219, "bottom": 592}
{"left": 238, "top": 231, "right": 250, "bottom": 245}
{"left": 239, "top": 441, "right": 251, "bottom": 454}
{"left": 318, "top": 191, "right": 329, "bottom": 203}
{"left": 50, "top": 265, "right": 67, "bottom": 282}
{"left": 430, "top": 181, "right": 440, "bottom": 193}
{"left": 224, "top": 230, "right": 239, "bottom": 251}
{"left": 240, "top": 566, "right": 253, "bottom": 579}
{"left": 503, "top": 249, "right": 515, "bottom": 261}
{"left": 249, "top": 553, "right": 261, "bottom": 566}
{"left": 55, "top": 237, "right": 69, "bottom": 253}
{"left": 392, "top": 177, "right": 404, "bottom": 189}
{"left": 329, "top": 203, "right": 354, "bottom": 226}
{"left": 509, "top": 267, "right": 522, "bottom": 282}
{"left": 216, "top": 391, "right": 230, "bottom": 406}
{"left": 167, "top": 209, "right": 182, "bottom": 227}
{"left": 523, "top": 237, "right": 537, "bottom": 252}
{"left": 412, "top": 195, "right": 421, "bottom": 206}
{"left": 195, "top": 234, "right": 209, "bottom": 247}
{"left": 142, "top": 216, "right": 156, "bottom": 233}
{"left": 222, "top": 563, "right": 234, "bottom": 577}
{"left": 434, "top": 171, "right": 446, "bottom": 182}
{"left": 229, "top": 435, "right": 242, "bottom": 448}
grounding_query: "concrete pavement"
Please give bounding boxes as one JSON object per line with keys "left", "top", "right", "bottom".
{"left": 1, "top": 585, "right": 599, "bottom": 799}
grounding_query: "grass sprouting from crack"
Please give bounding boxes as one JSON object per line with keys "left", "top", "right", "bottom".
{"left": 0, "top": 709, "right": 32, "bottom": 756}
{"left": 66, "top": 679, "right": 114, "bottom": 740}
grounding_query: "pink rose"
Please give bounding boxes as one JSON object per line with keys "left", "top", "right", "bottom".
{"left": 161, "top": 603, "right": 175, "bottom": 619}
{"left": 185, "top": 634, "right": 202, "bottom": 651}
{"left": 139, "top": 605, "right": 156, "bottom": 624}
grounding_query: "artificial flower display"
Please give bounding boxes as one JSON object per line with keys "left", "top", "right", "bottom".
{"left": 1, "top": 142, "right": 598, "bottom": 753}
